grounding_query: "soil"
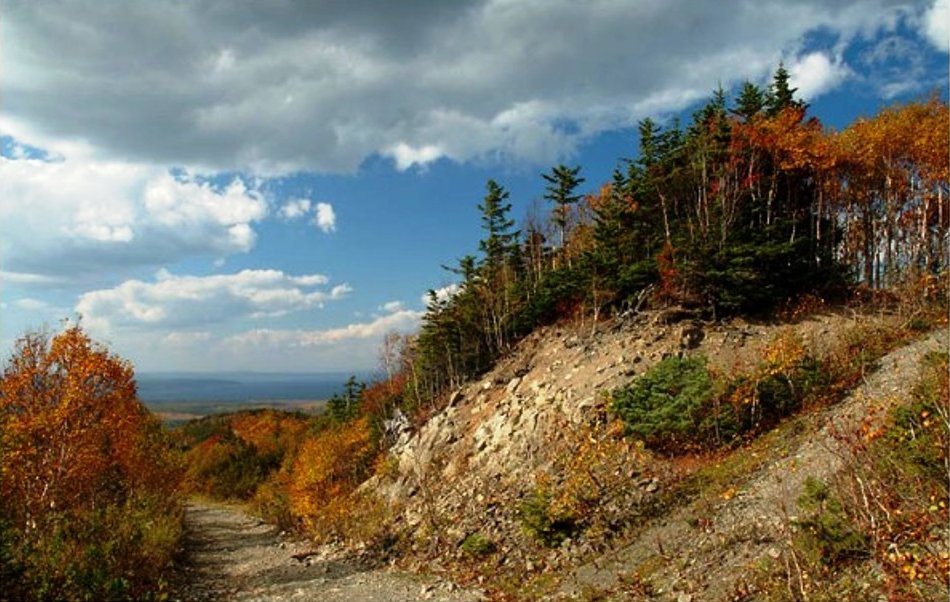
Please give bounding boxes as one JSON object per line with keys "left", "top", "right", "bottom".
{"left": 172, "top": 501, "right": 483, "bottom": 602}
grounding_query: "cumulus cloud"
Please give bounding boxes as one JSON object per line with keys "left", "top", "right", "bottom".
{"left": 1, "top": 1, "right": 923, "bottom": 174}
{"left": 0, "top": 150, "right": 267, "bottom": 281}
{"left": 224, "top": 308, "right": 423, "bottom": 349}
{"left": 314, "top": 202, "right": 337, "bottom": 233}
{"left": 422, "top": 283, "right": 461, "bottom": 308}
{"left": 279, "top": 198, "right": 311, "bottom": 220}
{"left": 788, "top": 52, "right": 852, "bottom": 100}
{"left": 135, "top": 308, "right": 425, "bottom": 371}
{"left": 922, "top": 0, "right": 949, "bottom": 51}
{"left": 75, "top": 268, "right": 350, "bottom": 332}
{"left": 385, "top": 143, "right": 446, "bottom": 170}
{"left": 379, "top": 300, "right": 404, "bottom": 313}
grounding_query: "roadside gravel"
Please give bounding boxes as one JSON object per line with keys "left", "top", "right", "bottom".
{"left": 173, "top": 501, "right": 482, "bottom": 602}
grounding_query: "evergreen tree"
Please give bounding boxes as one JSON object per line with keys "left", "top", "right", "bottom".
{"left": 732, "top": 80, "right": 766, "bottom": 121}
{"left": 766, "top": 63, "right": 806, "bottom": 115}
{"left": 542, "top": 164, "right": 585, "bottom": 254}
{"left": 637, "top": 118, "right": 660, "bottom": 168}
{"left": 478, "top": 180, "right": 519, "bottom": 271}
{"left": 327, "top": 375, "right": 365, "bottom": 423}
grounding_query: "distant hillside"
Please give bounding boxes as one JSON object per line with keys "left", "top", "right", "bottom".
{"left": 138, "top": 371, "right": 363, "bottom": 402}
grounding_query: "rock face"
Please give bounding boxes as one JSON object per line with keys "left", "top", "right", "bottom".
{"left": 371, "top": 309, "right": 866, "bottom": 552}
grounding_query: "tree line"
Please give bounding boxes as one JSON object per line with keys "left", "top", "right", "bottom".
{"left": 404, "top": 68, "right": 948, "bottom": 406}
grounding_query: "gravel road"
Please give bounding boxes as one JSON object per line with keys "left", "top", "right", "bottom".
{"left": 173, "top": 501, "right": 482, "bottom": 602}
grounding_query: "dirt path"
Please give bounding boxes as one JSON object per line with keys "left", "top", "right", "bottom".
{"left": 173, "top": 501, "right": 482, "bottom": 602}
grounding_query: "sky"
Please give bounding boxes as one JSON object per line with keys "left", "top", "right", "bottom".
{"left": 1, "top": 0, "right": 947, "bottom": 374}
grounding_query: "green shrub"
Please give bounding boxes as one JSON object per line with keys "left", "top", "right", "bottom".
{"left": 251, "top": 474, "right": 295, "bottom": 530}
{"left": 2, "top": 494, "right": 182, "bottom": 602}
{"left": 794, "top": 477, "right": 868, "bottom": 566}
{"left": 519, "top": 488, "right": 576, "bottom": 547}
{"left": 611, "top": 355, "right": 736, "bottom": 451}
{"left": 460, "top": 532, "right": 496, "bottom": 557}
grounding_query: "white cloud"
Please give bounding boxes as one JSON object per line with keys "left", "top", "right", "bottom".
{"left": 130, "top": 308, "right": 425, "bottom": 371}
{"left": 279, "top": 198, "right": 311, "bottom": 220}
{"left": 422, "top": 283, "right": 461, "bottom": 308}
{"left": 385, "top": 143, "right": 446, "bottom": 170}
{"left": 75, "top": 269, "right": 349, "bottom": 332}
{"left": 163, "top": 331, "right": 212, "bottom": 346}
{"left": 0, "top": 150, "right": 267, "bottom": 281}
{"left": 923, "top": 0, "right": 949, "bottom": 52}
{"left": 788, "top": 52, "right": 852, "bottom": 100}
{"left": 314, "top": 202, "right": 337, "bottom": 233}
{"left": 225, "top": 309, "right": 423, "bottom": 349}
{"left": 380, "top": 300, "right": 404, "bottom": 313}
{"left": 857, "top": 33, "right": 941, "bottom": 99}
{"left": 0, "top": 271, "right": 66, "bottom": 286}
{"left": 13, "top": 298, "right": 53, "bottom": 311}
{"left": 1, "top": 1, "right": 926, "bottom": 173}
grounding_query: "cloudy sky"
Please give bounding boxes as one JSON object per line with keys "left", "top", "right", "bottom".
{"left": 1, "top": 0, "right": 947, "bottom": 373}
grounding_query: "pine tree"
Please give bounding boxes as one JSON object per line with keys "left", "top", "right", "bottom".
{"left": 732, "top": 80, "right": 766, "bottom": 121}
{"left": 478, "top": 179, "right": 519, "bottom": 271}
{"left": 542, "top": 164, "right": 585, "bottom": 256}
{"left": 327, "top": 375, "right": 365, "bottom": 423}
{"left": 766, "top": 63, "right": 806, "bottom": 115}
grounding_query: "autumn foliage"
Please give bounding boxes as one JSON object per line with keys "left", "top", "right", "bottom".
{"left": 176, "top": 409, "right": 309, "bottom": 500}
{"left": 287, "top": 416, "right": 377, "bottom": 538}
{"left": 0, "top": 326, "right": 183, "bottom": 601}
{"left": 406, "top": 78, "right": 948, "bottom": 411}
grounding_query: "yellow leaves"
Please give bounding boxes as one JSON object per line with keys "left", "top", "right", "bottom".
{"left": 230, "top": 411, "right": 307, "bottom": 456}
{"left": 0, "top": 326, "right": 178, "bottom": 530}
{"left": 287, "top": 417, "right": 377, "bottom": 534}
{"left": 761, "top": 329, "right": 805, "bottom": 376}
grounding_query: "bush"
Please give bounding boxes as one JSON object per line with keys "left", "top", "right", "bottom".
{"left": 794, "top": 477, "right": 868, "bottom": 566}
{"left": 460, "top": 532, "right": 496, "bottom": 557}
{"left": 287, "top": 417, "right": 378, "bottom": 538}
{"left": 611, "top": 355, "right": 735, "bottom": 451}
{"left": 760, "top": 349, "right": 948, "bottom": 599}
{"left": 519, "top": 487, "right": 577, "bottom": 547}
{"left": 0, "top": 327, "right": 184, "bottom": 601}
{"left": 0, "top": 495, "right": 182, "bottom": 601}
{"left": 176, "top": 410, "right": 309, "bottom": 503}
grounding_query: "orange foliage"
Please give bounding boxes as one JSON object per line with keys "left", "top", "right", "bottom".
{"left": 287, "top": 416, "right": 377, "bottom": 536}
{"left": 359, "top": 375, "right": 405, "bottom": 417}
{"left": 835, "top": 98, "right": 949, "bottom": 286}
{"left": 230, "top": 411, "right": 308, "bottom": 456}
{"left": 0, "top": 327, "right": 176, "bottom": 527}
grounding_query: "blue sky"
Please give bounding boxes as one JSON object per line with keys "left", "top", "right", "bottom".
{"left": 1, "top": 0, "right": 947, "bottom": 373}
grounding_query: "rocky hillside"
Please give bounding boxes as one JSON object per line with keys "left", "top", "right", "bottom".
{"left": 367, "top": 308, "right": 947, "bottom": 599}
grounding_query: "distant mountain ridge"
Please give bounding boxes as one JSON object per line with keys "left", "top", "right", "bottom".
{"left": 137, "top": 371, "right": 370, "bottom": 403}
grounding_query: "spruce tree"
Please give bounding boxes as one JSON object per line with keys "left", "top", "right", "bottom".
{"left": 542, "top": 164, "right": 585, "bottom": 254}
{"left": 732, "top": 80, "right": 766, "bottom": 121}
{"left": 478, "top": 179, "right": 519, "bottom": 271}
{"left": 766, "top": 63, "right": 807, "bottom": 115}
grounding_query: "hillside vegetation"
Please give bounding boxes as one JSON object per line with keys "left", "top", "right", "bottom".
{"left": 2, "top": 69, "right": 947, "bottom": 601}
{"left": 0, "top": 328, "right": 184, "bottom": 601}
{"left": 167, "top": 72, "right": 948, "bottom": 600}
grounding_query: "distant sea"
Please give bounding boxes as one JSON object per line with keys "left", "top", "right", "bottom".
{"left": 137, "top": 372, "right": 369, "bottom": 422}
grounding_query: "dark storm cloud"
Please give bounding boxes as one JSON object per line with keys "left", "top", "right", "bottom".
{"left": 2, "top": 0, "right": 926, "bottom": 172}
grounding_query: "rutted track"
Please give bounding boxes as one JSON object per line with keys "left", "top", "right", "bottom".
{"left": 173, "top": 501, "right": 480, "bottom": 602}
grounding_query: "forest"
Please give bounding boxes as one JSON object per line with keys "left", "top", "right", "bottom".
{"left": 0, "top": 68, "right": 947, "bottom": 600}
{"left": 408, "top": 70, "right": 947, "bottom": 405}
